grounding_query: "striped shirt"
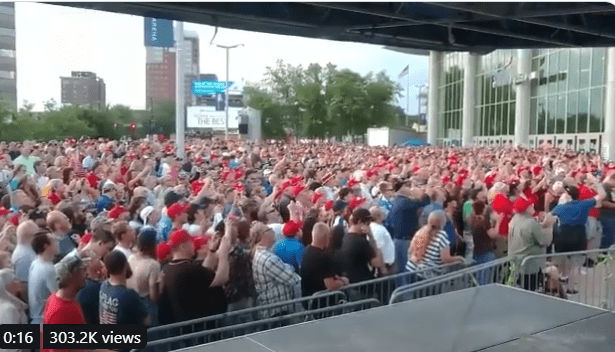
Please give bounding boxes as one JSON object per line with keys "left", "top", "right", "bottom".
{"left": 406, "top": 230, "right": 450, "bottom": 279}
{"left": 252, "top": 248, "right": 301, "bottom": 318}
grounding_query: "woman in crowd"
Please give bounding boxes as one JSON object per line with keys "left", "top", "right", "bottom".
{"left": 406, "top": 210, "right": 465, "bottom": 282}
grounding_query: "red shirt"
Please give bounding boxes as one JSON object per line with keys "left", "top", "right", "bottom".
{"left": 86, "top": 172, "right": 99, "bottom": 189}
{"left": 578, "top": 184, "right": 599, "bottom": 218}
{"left": 492, "top": 194, "right": 513, "bottom": 236}
{"left": 42, "top": 293, "right": 86, "bottom": 352}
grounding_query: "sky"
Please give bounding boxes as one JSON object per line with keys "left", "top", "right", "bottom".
{"left": 15, "top": 2, "right": 428, "bottom": 113}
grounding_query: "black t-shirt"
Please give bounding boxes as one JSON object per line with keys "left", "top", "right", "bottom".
{"left": 77, "top": 279, "right": 102, "bottom": 324}
{"left": 99, "top": 281, "right": 148, "bottom": 325}
{"left": 339, "top": 233, "right": 376, "bottom": 283}
{"left": 159, "top": 259, "right": 227, "bottom": 324}
{"left": 300, "top": 246, "right": 336, "bottom": 297}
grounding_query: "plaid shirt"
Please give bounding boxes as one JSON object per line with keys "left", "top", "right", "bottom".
{"left": 252, "top": 247, "right": 301, "bottom": 318}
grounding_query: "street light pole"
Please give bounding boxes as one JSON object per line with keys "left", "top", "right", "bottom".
{"left": 175, "top": 21, "right": 185, "bottom": 159}
{"left": 216, "top": 44, "right": 243, "bottom": 140}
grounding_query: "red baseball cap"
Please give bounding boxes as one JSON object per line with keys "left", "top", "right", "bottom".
{"left": 513, "top": 196, "right": 533, "bottom": 213}
{"left": 168, "top": 229, "right": 193, "bottom": 249}
{"left": 167, "top": 203, "right": 189, "bottom": 220}
{"left": 108, "top": 205, "right": 128, "bottom": 219}
{"left": 193, "top": 236, "right": 210, "bottom": 251}
{"left": 348, "top": 196, "right": 366, "bottom": 211}
{"left": 156, "top": 242, "right": 171, "bottom": 261}
{"left": 283, "top": 220, "right": 303, "bottom": 237}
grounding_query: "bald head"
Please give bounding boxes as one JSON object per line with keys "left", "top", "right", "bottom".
{"left": 16, "top": 220, "right": 39, "bottom": 245}
{"left": 369, "top": 207, "right": 384, "bottom": 224}
{"left": 311, "top": 223, "right": 330, "bottom": 248}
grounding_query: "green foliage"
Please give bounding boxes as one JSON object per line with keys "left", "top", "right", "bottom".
{"left": 244, "top": 60, "right": 401, "bottom": 140}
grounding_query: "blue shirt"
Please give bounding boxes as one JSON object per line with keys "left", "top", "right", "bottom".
{"left": 443, "top": 217, "right": 457, "bottom": 247}
{"left": 96, "top": 194, "right": 114, "bottom": 213}
{"left": 552, "top": 199, "right": 597, "bottom": 227}
{"left": 386, "top": 195, "right": 431, "bottom": 240}
{"left": 156, "top": 215, "right": 173, "bottom": 243}
{"left": 273, "top": 238, "right": 305, "bottom": 273}
{"left": 99, "top": 281, "right": 148, "bottom": 325}
{"left": 378, "top": 196, "right": 393, "bottom": 218}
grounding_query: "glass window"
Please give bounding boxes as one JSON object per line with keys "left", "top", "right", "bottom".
{"left": 502, "top": 103, "right": 509, "bottom": 135}
{"left": 558, "top": 50, "right": 568, "bottom": 92}
{"left": 509, "top": 102, "right": 515, "bottom": 136}
{"left": 548, "top": 52, "right": 558, "bottom": 95}
{"left": 537, "top": 97, "right": 546, "bottom": 134}
{"left": 485, "top": 106, "right": 491, "bottom": 136}
{"left": 591, "top": 48, "right": 605, "bottom": 87}
{"left": 567, "top": 91, "right": 577, "bottom": 133}
{"left": 580, "top": 48, "right": 591, "bottom": 89}
{"left": 569, "top": 49, "right": 580, "bottom": 91}
{"left": 530, "top": 98, "right": 537, "bottom": 135}
{"left": 556, "top": 94, "right": 566, "bottom": 134}
{"left": 547, "top": 95, "right": 556, "bottom": 134}
{"left": 590, "top": 87, "right": 603, "bottom": 133}
{"left": 577, "top": 89, "right": 589, "bottom": 133}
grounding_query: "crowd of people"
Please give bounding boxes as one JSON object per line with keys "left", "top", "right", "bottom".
{"left": 0, "top": 136, "right": 614, "bottom": 335}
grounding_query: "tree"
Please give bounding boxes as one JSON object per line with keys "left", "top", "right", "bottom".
{"left": 152, "top": 100, "right": 176, "bottom": 135}
{"left": 245, "top": 60, "right": 400, "bottom": 140}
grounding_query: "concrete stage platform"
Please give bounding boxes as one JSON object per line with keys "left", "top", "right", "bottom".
{"left": 178, "top": 284, "right": 614, "bottom": 352}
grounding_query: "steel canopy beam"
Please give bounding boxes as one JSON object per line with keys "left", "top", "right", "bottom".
{"left": 430, "top": 2, "right": 615, "bottom": 41}
{"left": 307, "top": 2, "right": 575, "bottom": 47}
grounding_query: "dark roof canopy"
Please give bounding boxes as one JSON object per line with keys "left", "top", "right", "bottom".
{"left": 51, "top": 2, "right": 615, "bottom": 53}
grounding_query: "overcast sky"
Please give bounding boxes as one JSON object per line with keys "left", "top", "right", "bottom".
{"left": 15, "top": 2, "right": 428, "bottom": 113}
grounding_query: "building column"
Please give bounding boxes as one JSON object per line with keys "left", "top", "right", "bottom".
{"left": 604, "top": 48, "right": 615, "bottom": 162}
{"left": 427, "top": 51, "right": 441, "bottom": 145}
{"left": 514, "top": 49, "right": 532, "bottom": 147}
{"left": 462, "top": 53, "right": 478, "bottom": 147}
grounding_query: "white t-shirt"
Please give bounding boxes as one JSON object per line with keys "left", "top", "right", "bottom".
{"left": 370, "top": 222, "right": 396, "bottom": 265}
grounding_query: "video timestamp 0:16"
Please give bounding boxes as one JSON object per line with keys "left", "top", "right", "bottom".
{"left": 0, "top": 324, "right": 147, "bottom": 350}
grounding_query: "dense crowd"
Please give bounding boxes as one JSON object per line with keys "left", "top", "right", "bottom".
{"left": 0, "top": 136, "right": 614, "bottom": 339}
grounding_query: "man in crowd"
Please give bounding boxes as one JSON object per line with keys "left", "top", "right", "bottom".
{"left": 112, "top": 220, "right": 136, "bottom": 260}
{"left": 369, "top": 207, "right": 396, "bottom": 270}
{"left": 99, "top": 250, "right": 149, "bottom": 325}
{"left": 28, "top": 232, "right": 58, "bottom": 324}
{"left": 42, "top": 255, "right": 87, "bottom": 326}
{"left": 340, "top": 208, "right": 385, "bottom": 283}
{"left": 387, "top": 182, "right": 430, "bottom": 273}
{"left": 159, "top": 228, "right": 230, "bottom": 324}
{"left": 301, "top": 222, "right": 349, "bottom": 297}
{"left": 47, "top": 210, "right": 75, "bottom": 261}
{"left": 12, "top": 221, "right": 39, "bottom": 285}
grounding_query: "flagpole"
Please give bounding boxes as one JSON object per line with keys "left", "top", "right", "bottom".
{"left": 406, "top": 74, "right": 410, "bottom": 126}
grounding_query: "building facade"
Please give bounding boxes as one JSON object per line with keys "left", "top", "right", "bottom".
{"left": 145, "top": 30, "right": 199, "bottom": 109}
{"left": 427, "top": 48, "right": 615, "bottom": 161}
{"left": 60, "top": 71, "right": 106, "bottom": 108}
{"left": 0, "top": 2, "right": 16, "bottom": 109}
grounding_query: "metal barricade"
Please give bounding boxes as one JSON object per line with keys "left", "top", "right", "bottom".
{"left": 142, "top": 290, "right": 347, "bottom": 351}
{"left": 389, "top": 258, "right": 514, "bottom": 304}
{"left": 519, "top": 248, "right": 615, "bottom": 309}
{"left": 340, "top": 262, "right": 467, "bottom": 303}
{"left": 134, "top": 299, "right": 380, "bottom": 352}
